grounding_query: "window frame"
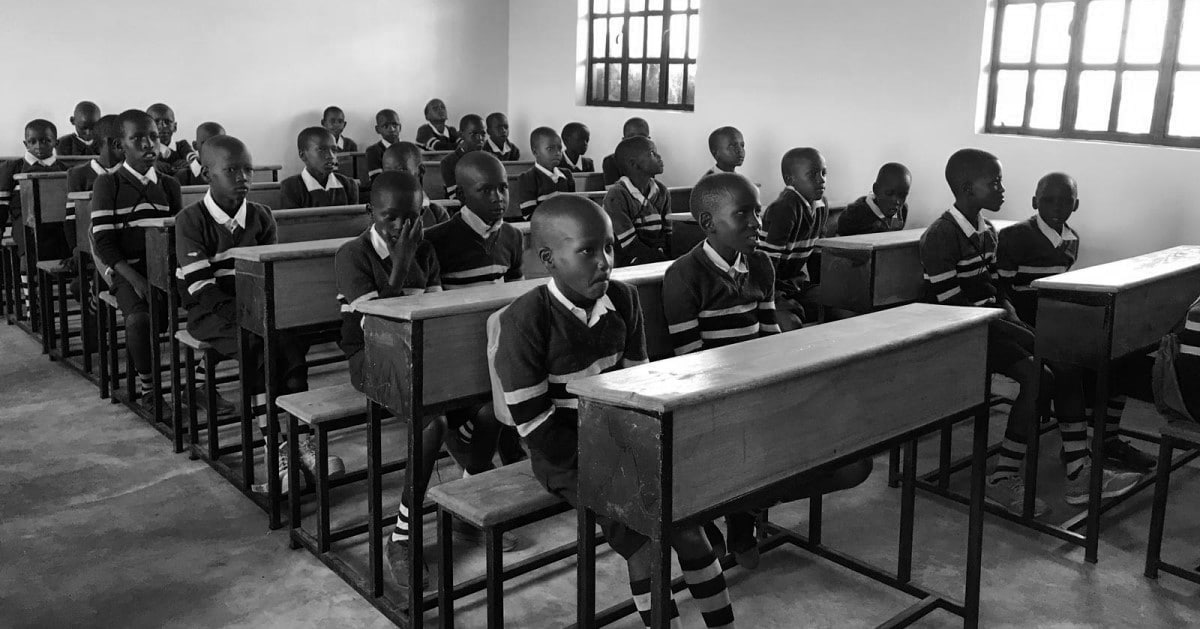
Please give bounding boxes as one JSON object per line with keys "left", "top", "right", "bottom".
{"left": 585, "top": 1, "right": 699, "bottom": 111}
{"left": 983, "top": 0, "right": 1200, "bottom": 149}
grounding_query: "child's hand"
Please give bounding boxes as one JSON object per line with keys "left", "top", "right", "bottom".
{"left": 389, "top": 219, "right": 422, "bottom": 259}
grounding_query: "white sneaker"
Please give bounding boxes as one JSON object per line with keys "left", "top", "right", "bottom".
{"left": 1064, "top": 460, "right": 1142, "bottom": 505}
{"left": 297, "top": 434, "right": 346, "bottom": 479}
{"left": 985, "top": 474, "right": 1050, "bottom": 517}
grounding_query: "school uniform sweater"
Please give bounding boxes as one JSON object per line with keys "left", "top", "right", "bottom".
{"left": 421, "top": 198, "right": 450, "bottom": 229}
{"left": 172, "top": 157, "right": 208, "bottom": 186}
{"left": 416, "top": 123, "right": 460, "bottom": 152}
{"left": 278, "top": 170, "right": 360, "bottom": 209}
{"left": 836, "top": 194, "right": 908, "bottom": 237}
{"left": 175, "top": 193, "right": 277, "bottom": 322}
{"left": 0, "top": 154, "right": 70, "bottom": 239}
{"left": 65, "top": 159, "right": 120, "bottom": 253}
{"left": 664, "top": 242, "right": 780, "bottom": 356}
{"left": 757, "top": 187, "right": 828, "bottom": 298}
{"left": 154, "top": 140, "right": 192, "bottom": 175}
{"left": 561, "top": 152, "right": 593, "bottom": 174}
{"left": 602, "top": 176, "right": 671, "bottom": 267}
{"left": 56, "top": 133, "right": 99, "bottom": 156}
{"left": 601, "top": 153, "right": 620, "bottom": 185}
{"left": 90, "top": 164, "right": 182, "bottom": 271}
{"left": 335, "top": 227, "right": 441, "bottom": 364}
{"left": 919, "top": 207, "right": 1000, "bottom": 307}
{"left": 334, "top": 135, "right": 358, "bottom": 152}
{"left": 424, "top": 210, "right": 523, "bottom": 289}
{"left": 516, "top": 164, "right": 575, "bottom": 219}
{"left": 364, "top": 139, "right": 391, "bottom": 182}
{"left": 438, "top": 148, "right": 472, "bottom": 198}
{"left": 484, "top": 138, "right": 520, "bottom": 161}
{"left": 495, "top": 279, "right": 647, "bottom": 467}
{"left": 996, "top": 215, "right": 1079, "bottom": 325}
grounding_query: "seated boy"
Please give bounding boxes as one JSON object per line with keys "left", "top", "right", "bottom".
{"left": 381, "top": 141, "right": 450, "bottom": 228}
{"left": 415, "top": 98, "right": 460, "bottom": 151}
{"left": 699, "top": 126, "right": 745, "bottom": 180}
{"left": 484, "top": 112, "right": 520, "bottom": 161}
{"left": 837, "top": 163, "right": 911, "bottom": 236}
{"left": 0, "top": 119, "right": 71, "bottom": 291}
{"left": 665, "top": 172, "right": 872, "bottom": 569}
{"left": 173, "top": 122, "right": 226, "bottom": 186}
{"left": 602, "top": 117, "right": 650, "bottom": 185}
{"left": 560, "top": 122, "right": 593, "bottom": 173}
{"left": 64, "top": 114, "right": 123, "bottom": 270}
{"left": 603, "top": 136, "right": 671, "bottom": 267}
{"left": 322, "top": 106, "right": 358, "bottom": 152}
{"left": 335, "top": 170, "right": 512, "bottom": 594}
{"left": 516, "top": 127, "right": 575, "bottom": 219}
{"left": 758, "top": 147, "right": 829, "bottom": 330}
{"left": 497, "top": 194, "right": 734, "bottom": 628}
{"left": 438, "top": 114, "right": 488, "bottom": 201}
{"left": 921, "top": 150, "right": 1139, "bottom": 512}
{"left": 364, "top": 109, "right": 402, "bottom": 185}
{"left": 147, "top": 103, "right": 192, "bottom": 174}
{"left": 426, "top": 151, "right": 523, "bottom": 287}
{"left": 175, "top": 135, "right": 342, "bottom": 491}
{"left": 91, "top": 110, "right": 184, "bottom": 413}
{"left": 279, "top": 127, "right": 360, "bottom": 209}
{"left": 997, "top": 172, "right": 1156, "bottom": 473}
{"left": 56, "top": 101, "right": 101, "bottom": 156}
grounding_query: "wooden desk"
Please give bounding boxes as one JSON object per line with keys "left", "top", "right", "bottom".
{"left": 178, "top": 182, "right": 281, "bottom": 209}
{"left": 665, "top": 212, "right": 702, "bottom": 258}
{"left": 337, "top": 152, "right": 368, "bottom": 185}
{"left": 14, "top": 172, "right": 70, "bottom": 343}
{"left": 422, "top": 159, "right": 535, "bottom": 202}
{"left": 815, "top": 228, "right": 925, "bottom": 313}
{"left": 573, "top": 171, "right": 606, "bottom": 192}
{"left": 357, "top": 261, "right": 672, "bottom": 621}
{"left": 252, "top": 164, "right": 282, "bottom": 183}
{"left": 570, "top": 304, "right": 999, "bottom": 628}
{"left": 1028, "top": 245, "right": 1200, "bottom": 562}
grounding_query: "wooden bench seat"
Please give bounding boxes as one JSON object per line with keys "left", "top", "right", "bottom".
{"left": 277, "top": 383, "right": 365, "bottom": 427}
{"left": 175, "top": 328, "right": 211, "bottom": 351}
{"left": 1161, "top": 420, "right": 1200, "bottom": 445}
{"left": 428, "top": 460, "right": 563, "bottom": 528}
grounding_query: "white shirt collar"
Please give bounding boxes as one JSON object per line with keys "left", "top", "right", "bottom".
{"left": 702, "top": 240, "right": 749, "bottom": 277}
{"left": 784, "top": 185, "right": 824, "bottom": 211}
{"left": 534, "top": 162, "right": 565, "bottom": 183}
{"left": 1035, "top": 214, "right": 1077, "bottom": 248}
{"left": 156, "top": 142, "right": 174, "bottom": 159}
{"left": 865, "top": 193, "right": 887, "bottom": 220}
{"left": 459, "top": 207, "right": 502, "bottom": 238}
{"left": 487, "top": 138, "right": 512, "bottom": 154}
{"left": 90, "top": 159, "right": 119, "bottom": 176}
{"left": 203, "top": 190, "right": 247, "bottom": 230}
{"left": 123, "top": 161, "right": 158, "bottom": 185}
{"left": 78, "top": 137, "right": 95, "bottom": 146}
{"left": 24, "top": 152, "right": 57, "bottom": 167}
{"left": 619, "top": 176, "right": 658, "bottom": 205}
{"left": 564, "top": 152, "right": 585, "bottom": 170}
{"left": 380, "top": 138, "right": 393, "bottom": 149}
{"left": 947, "top": 206, "right": 987, "bottom": 238}
{"left": 548, "top": 278, "right": 614, "bottom": 328}
{"left": 300, "top": 167, "right": 343, "bottom": 192}
{"left": 369, "top": 225, "right": 391, "bottom": 259}
{"left": 189, "top": 158, "right": 203, "bottom": 177}
{"left": 429, "top": 124, "right": 449, "bottom": 139}
{"left": 334, "top": 135, "right": 344, "bottom": 150}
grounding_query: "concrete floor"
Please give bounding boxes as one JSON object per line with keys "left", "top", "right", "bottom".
{"left": 2, "top": 322, "right": 1200, "bottom": 628}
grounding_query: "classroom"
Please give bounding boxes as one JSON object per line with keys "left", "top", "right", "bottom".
{"left": 2, "top": 0, "right": 1200, "bottom": 627}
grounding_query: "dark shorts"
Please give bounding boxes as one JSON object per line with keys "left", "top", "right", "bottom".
{"left": 187, "top": 309, "right": 310, "bottom": 397}
{"left": 109, "top": 270, "right": 167, "bottom": 327}
{"left": 988, "top": 318, "right": 1035, "bottom": 375}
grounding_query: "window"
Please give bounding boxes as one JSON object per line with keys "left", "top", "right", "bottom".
{"left": 585, "top": 0, "right": 700, "bottom": 111}
{"left": 984, "top": 0, "right": 1200, "bottom": 148}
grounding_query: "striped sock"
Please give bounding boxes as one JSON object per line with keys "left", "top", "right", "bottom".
{"left": 390, "top": 498, "right": 410, "bottom": 543}
{"left": 1059, "top": 419, "right": 1089, "bottom": 477}
{"left": 194, "top": 362, "right": 207, "bottom": 388}
{"left": 137, "top": 372, "right": 153, "bottom": 397}
{"left": 680, "top": 553, "right": 734, "bottom": 628}
{"left": 457, "top": 419, "right": 474, "bottom": 446}
{"left": 630, "top": 577, "right": 681, "bottom": 628}
{"left": 992, "top": 434, "right": 1026, "bottom": 481}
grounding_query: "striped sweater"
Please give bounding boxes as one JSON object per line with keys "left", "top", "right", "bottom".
{"left": 56, "top": 134, "right": 99, "bottom": 156}
{"left": 757, "top": 187, "right": 828, "bottom": 298}
{"left": 495, "top": 280, "right": 647, "bottom": 466}
{"left": 602, "top": 176, "right": 671, "bottom": 267}
{"left": 996, "top": 215, "right": 1079, "bottom": 325}
{"left": 424, "top": 211, "right": 523, "bottom": 288}
{"left": 664, "top": 242, "right": 780, "bottom": 355}
{"left": 516, "top": 164, "right": 575, "bottom": 219}
{"left": 416, "top": 123, "right": 460, "bottom": 152}
{"left": 278, "top": 171, "right": 360, "bottom": 209}
{"left": 65, "top": 159, "right": 120, "bottom": 254}
{"left": 175, "top": 195, "right": 277, "bottom": 320}
{"left": 91, "top": 165, "right": 183, "bottom": 270}
{"left": 919, "top": 208, "right": 1000, "bottom": 307}
{"left": 364, "top": 140, "right": 390, "bottom": 182}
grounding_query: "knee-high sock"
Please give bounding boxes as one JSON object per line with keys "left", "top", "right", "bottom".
{"left": 630, "top": 577, "right": 682, "bottom": 629}
{"left": 680, "top": 553, "right": 734, "bottom": 628}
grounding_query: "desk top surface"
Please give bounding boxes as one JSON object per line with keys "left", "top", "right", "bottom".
{"left": 359, "top": 260, "right": 671, "bottom": 322}
{"left": 1032, "top": 245, "right": 1200, "bottom": 293}
{"left": 14, "top": 171, "right": 68, "bottom": 181}
{"left": 227, "top": 237, "right": 351, "bottom": 262}
{"left": 180, "top": 182, "right": 280, "bottom": 194}
{"left": 816, "top": 228, "right": 923, "bottom": 251}
{"left": 567, "top": 303, "right": 998, "bottom": 413}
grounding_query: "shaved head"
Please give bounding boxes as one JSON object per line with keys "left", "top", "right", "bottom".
{"left": 456, "top": 150, "right": 504, "bottom": 190}
{"left": 146, "top": 103, "right": 174, "bottom": 117}
{"left": 876, "top": 162, "right": 910, "bottom": 185}
{"left": 1036, "top": 171, "right": 1077, "bottom": 196}
{"left": 945, "top": 148, "right": 999, "bottom": 192}
{"left": 532, "top": 194, "right": 610, "bottom": 251}
{"left": 382, "top": 141, "right": 423, "bottom": 171}
{"left": 94, "top": 115, "right": 122, "bottom": 142}
{"left": 780, "top": 147, "right": 821, "bottom": 179}
{"left": 615, "top": 135, "right": 653, "bottom": 169}
{"left": 622, "top": 117, "right": 649, "bottom": 138}
{"left": 201, "top": 135, "right": 250, "bottom": 169}
{"left": 73, "top": 101, "right": 100, "bottom": 117}
{"left": 370, "top": 171, "right": 424, "bottom": 209}
{"left": 691, "top": 172, "right": 757, "bottom": 221}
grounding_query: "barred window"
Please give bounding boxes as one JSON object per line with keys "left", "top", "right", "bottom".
{"left": 585, "top": 0, "right": 700, "bottom": 111}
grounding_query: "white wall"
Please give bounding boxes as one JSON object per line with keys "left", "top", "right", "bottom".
{"left": 0, "top": 0, "right": 510, "bottom": 174}
{"left": 507, "top": 0, "right": 1200, "bottom": 267}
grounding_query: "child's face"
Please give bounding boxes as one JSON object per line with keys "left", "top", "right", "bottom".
{"left": 23, "top": 127, "right": 56, "bottom": 160}
{"left": 426, "top": 100, "right": 448, "bottom": 126}
{"left": 461, "top": 163, "right": 509, "bottom": 224}
{"left": 872, "top": 173, "right": 911, "bottom": 218}
{"left": 487, "top": 116, "right": 509, "bottom": 145}
{"left": 150, "top": 108, "right": 177, "bottom": 143}
{"left": 460, "top": 122, "right": 487, "bottom": 152}
{"left": 300, "top": 133, "right": 339, "bottom": 176}
{"left": 564, "top": 128, "right": 590, "bottom": 156}
{"left": 322, "top": 111, "right": 347, "bottom": 137}
{"left": 370, "top": 190, "right": 424, "bottom": 244}
{"left": 1033, "top": 178, "right": 1077, "bottom": 230}
{"left": 205, "top": 146, "right": 254, "bottom": 207}
{"left": 965, "top": 159, "right": 1005, "bottom": 212}
{"left": 532, "top": 134, "right": 563, "bottom": 169}
{"left": 632, "top": 140, "right": 664, "bottom": 176}
{"left": 785, "top": 153, "right": 827, "bottom": 202}
{"left": 546, "top": 212, "right": 614, "bottom": 304}
{"left": 375, "top": 113, "right": 401, "bottom": 144}
{"left": 121, "top": 118, "right": 160, "bottom": 171}
{"left": 703, "top": 181, "right": 762, "bottom": 257}
{"left": 72, "top": 109, "right": 99, "bottom": 142}
{"left": 712, "top": 131, "right": 745, "bottom": 170}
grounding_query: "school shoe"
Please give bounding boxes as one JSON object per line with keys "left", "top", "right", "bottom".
{"left": 137, "top": 393, "right": 171, "bottom": 418}
{"left": 190, "top": 387, "right": 238, "bottom": 418}
{"left": 450, "top": 518, "right": 520, "bottom": 552}
{"left": 725, "top": 512, "right": 760, "bottom": 570}
{"left": 385, "top": 537, "right": 429, "bottom": 606}
{"left": 295, "top": 434, "right": 346, "bottom": 483}
{"left": 252, "top": 443, "right": 293, "bottom": 495}
{"left": 1063, "top": 461, "right": 1142, "bottom": 506}
{"left": 985, "top": 475, "right": 1050, "bottom": 518}
{"left": 1103, "top": 438, "right": 1157, "bottom": 474}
